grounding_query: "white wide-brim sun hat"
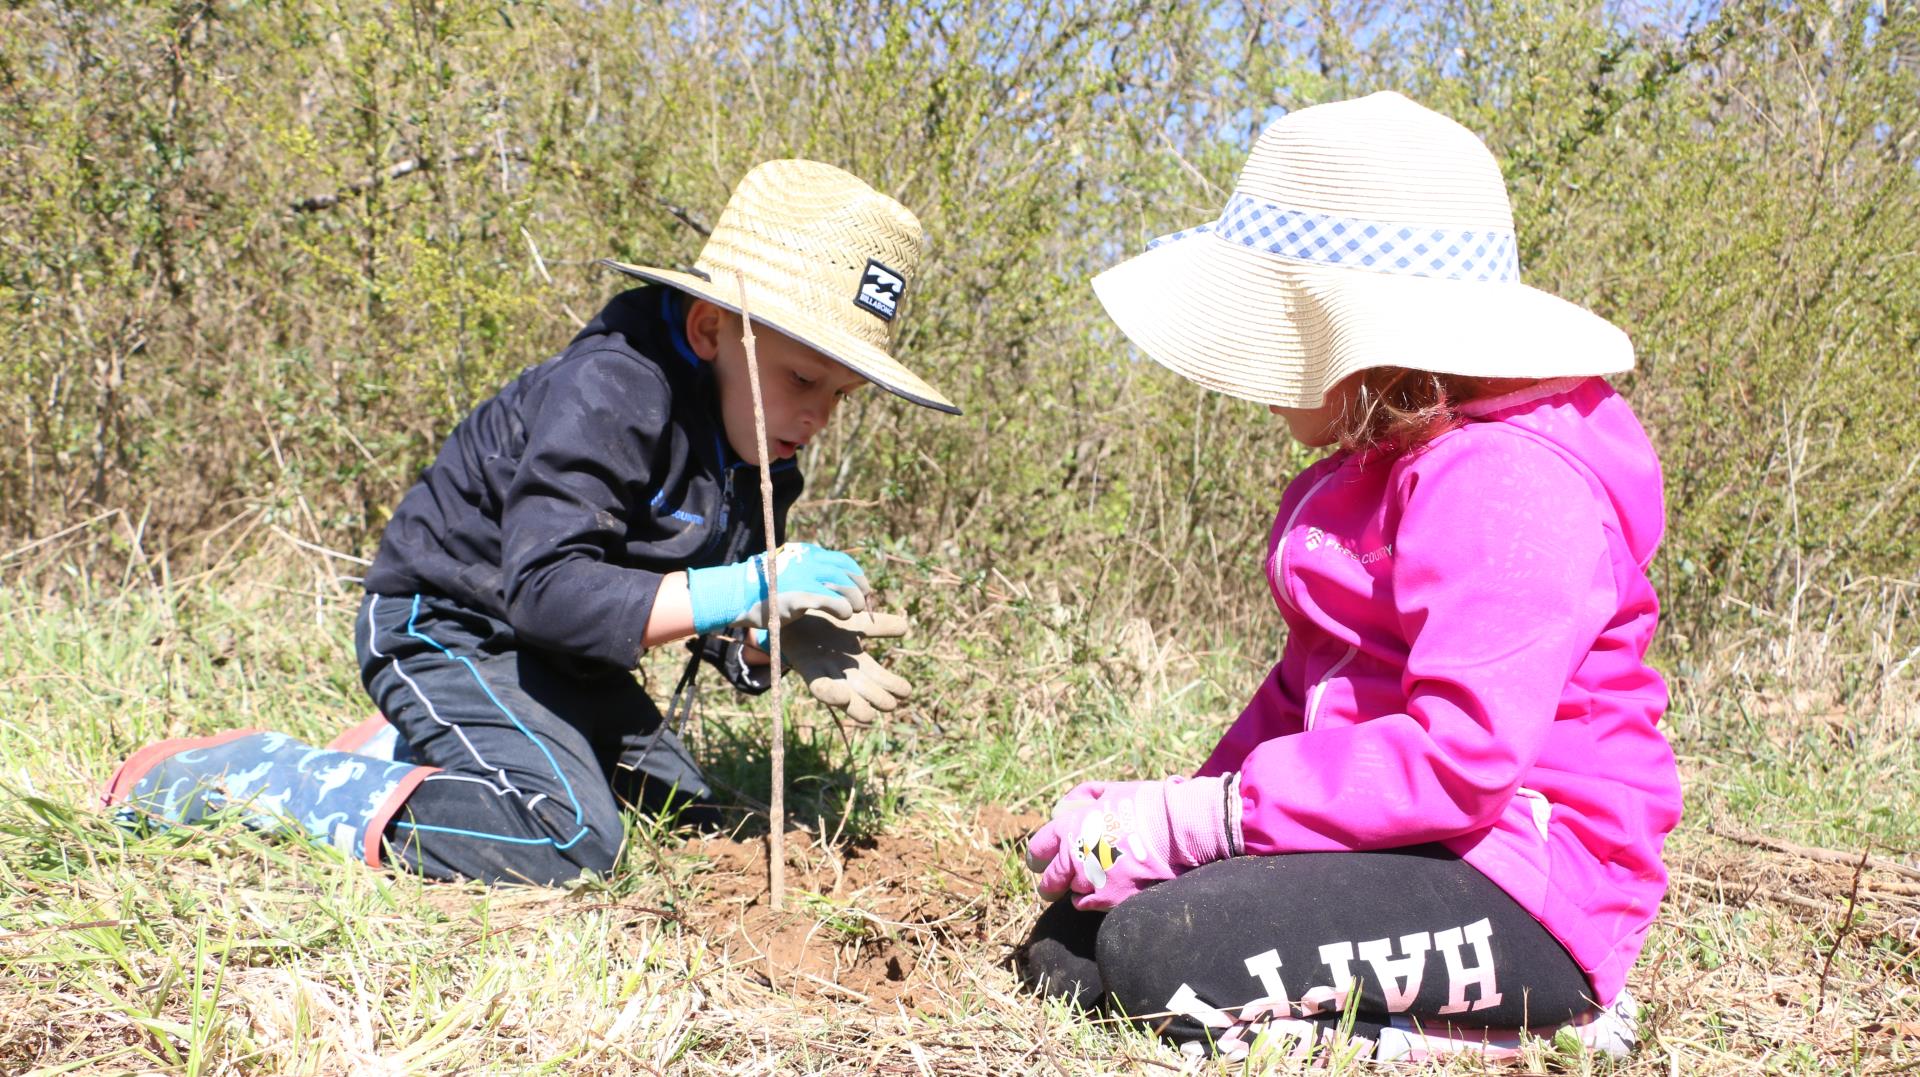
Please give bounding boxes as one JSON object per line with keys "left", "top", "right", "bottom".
{"left": 1092, "top": 91, "right": 1632, "bottom": 410}
{"left": 604, "top": 159, "right": 958, "bottom": 414}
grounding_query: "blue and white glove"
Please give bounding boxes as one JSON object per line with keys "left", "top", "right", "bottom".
{"left": 686, "top": 542, "right": 871, "bottom": 634}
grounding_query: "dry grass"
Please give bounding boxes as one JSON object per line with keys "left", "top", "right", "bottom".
{"left": 1, "top": 541, "right": 1916, "bottom": 1075}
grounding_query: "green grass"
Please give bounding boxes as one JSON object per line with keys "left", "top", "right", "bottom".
{"left": 2, "top": 555, "right": 1917, "bottom": 1074}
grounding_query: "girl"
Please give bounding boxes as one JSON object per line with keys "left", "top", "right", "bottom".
{"left": 1018, "top": 92, "right": 1681, "bottom": 1063}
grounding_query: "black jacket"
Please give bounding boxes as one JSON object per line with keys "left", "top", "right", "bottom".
{"left": 364, "top": 286, "right": 802, "bottom": 669}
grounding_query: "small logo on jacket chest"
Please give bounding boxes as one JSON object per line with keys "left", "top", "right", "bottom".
{"left": 650, "top": 488, "right": 707, "bottom": 526}
{"left": 1300, "top": 527, "right": 1393, "bottom": 565}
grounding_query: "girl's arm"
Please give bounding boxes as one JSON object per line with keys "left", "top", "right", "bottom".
{"left": 1231, "top": 432, "right": 1618, "bottom": 854}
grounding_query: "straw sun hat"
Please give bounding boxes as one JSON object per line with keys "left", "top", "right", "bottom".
{"left": 603, "top": 159, "right": 958, "bottom": 414}
{"left": 1092, "top": 91, "right": 1633, "bottom": 410}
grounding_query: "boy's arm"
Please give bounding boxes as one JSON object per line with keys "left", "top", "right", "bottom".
{"left": 643, "top": 573, "right": 696, "bottom": 647}
{"left": 495, "top": 349, "right": 871, "bottom": 664}
{"left": 498, "top": 354, "right": 860, "bottom": 665}
{"left": 500, "top": 351, "right": 680, "bottom": 667}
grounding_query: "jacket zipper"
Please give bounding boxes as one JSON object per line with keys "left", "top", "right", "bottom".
{"left": 1303, "top": 645, "right": 1358, "bottom": 731}
{"left": 1276, "top": 466, "right": 1343, "bottom": 614}
{"left": 707, "top": 451, "right": 795, "bottom": 564}
{"left": 1515, "top": 787, "right": 1552, "bottom": 841}
{"left": 712, "top": 465, "right": 737, "bottom": 561}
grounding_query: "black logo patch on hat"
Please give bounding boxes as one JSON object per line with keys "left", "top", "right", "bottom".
{"left": 855, "top": 260, "right": 905, "bottom": 321}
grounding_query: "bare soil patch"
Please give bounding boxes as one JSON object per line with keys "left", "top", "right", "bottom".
{"left": 675, "top": 805, "right": 1043, "bottom": 1009}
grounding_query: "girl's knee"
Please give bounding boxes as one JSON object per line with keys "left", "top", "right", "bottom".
{"left": 1017, "top": 901, "right": 1106, "bottom": 1009}
{"left": 1095, "top": 888, "right": 1189, "bottom": 1018}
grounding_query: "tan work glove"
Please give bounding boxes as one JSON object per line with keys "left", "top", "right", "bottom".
{"left": 779, "top": 609, "right": 913, "bottom": 724}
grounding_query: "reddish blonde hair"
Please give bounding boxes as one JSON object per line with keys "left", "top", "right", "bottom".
{"left": 1330, "top": 369, "right": 1535, "bottom": 454}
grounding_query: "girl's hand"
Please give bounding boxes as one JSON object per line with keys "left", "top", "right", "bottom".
{"left": 1024, "top": 774, "right": 1243, "bottom": 910}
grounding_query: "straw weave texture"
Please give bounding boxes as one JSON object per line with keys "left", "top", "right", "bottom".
{"left": 606, "top": 159, "right": 956, "bottom": 413}
{"left": 1093, "top": 92, "right": 1631, "bottom": 410}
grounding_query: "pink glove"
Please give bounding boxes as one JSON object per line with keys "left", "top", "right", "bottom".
{"left": 1024, "top": 774, "right": 1243, "bottom": 910}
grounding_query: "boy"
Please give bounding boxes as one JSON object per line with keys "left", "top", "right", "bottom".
{"left": 104, "top": 160, "right": 956, "bottom": 885}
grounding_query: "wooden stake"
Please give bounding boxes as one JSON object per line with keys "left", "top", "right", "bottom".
{"left": 735, "top": 274, "right": 786, "bottom": 911}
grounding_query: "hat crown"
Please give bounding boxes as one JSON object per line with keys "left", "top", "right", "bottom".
{"left": 1089, "top": 91, "right": 1631, "bottom": 414}
{"left": 1234, "top": 92, "right": 1515, "bottom": 233}
{"left": 694, "top": 159, "right": 926, "bottom": 352}
{"left": 600, "top": 159, "right": 956, "bottom": 412}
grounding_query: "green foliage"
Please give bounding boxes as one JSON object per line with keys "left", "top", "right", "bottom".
{"left": 0, "top": 0, "right": 1914, "bottom": 651}
{"left": 4, "top": 10, "right": 1917, "bottom": 1067}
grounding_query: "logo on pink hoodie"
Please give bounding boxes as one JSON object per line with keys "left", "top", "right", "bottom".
{"left": 1303, "top": 525, "right": 1393, "bottom": 565}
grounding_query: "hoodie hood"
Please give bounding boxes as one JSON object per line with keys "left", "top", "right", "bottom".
{"left": 1459, "top": 376, "right": 1665, "bottom": 569}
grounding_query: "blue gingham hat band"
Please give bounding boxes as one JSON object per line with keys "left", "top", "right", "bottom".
{"left": 1148, "top": 192, "right": 1521, "bottom": 284}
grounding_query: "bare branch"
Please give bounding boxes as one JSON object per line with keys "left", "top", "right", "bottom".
{"left": 289, "top": 143, "right": 530, "bottom": 213}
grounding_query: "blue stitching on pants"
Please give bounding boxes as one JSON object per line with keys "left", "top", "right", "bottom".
{"left": 399, "top": 594, "right": 592, "bottom": 852}
{"left": 392, "top": 820, "right": 577, "bottom": 845}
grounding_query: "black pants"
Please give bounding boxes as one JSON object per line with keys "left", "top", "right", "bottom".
{"left": 1017, "top": 847, "right": 1596, "bottom": 1047}
{"left": 356, "top": 591, "right": 714, "bottom": 885}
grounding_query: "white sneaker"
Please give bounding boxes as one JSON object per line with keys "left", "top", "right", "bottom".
{"left": 1374, "top": 990, "right": 1640, "bottom": 1063}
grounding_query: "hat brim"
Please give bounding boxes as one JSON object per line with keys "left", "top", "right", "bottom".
{"left": 601, "top": 260, "right": 961, "bottom": 415}
{"left": 1090, "top": 233, "right": 1632, "bottom": 410}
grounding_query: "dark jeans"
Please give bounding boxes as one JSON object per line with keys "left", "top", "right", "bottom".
{"left": 356, "top": 591, "right": 713, "bottom": 885}
{"left": 1017, "top": 846, "right": 1596, "bottom": 1048}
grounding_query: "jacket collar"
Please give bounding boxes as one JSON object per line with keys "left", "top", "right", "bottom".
{"left": 1458, "top": 376, "right": 1591, "bottom": 418}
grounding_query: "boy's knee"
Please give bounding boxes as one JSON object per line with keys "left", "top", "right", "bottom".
{"left": 480, "top": 826, "right": 617, "bottom": 886}
{"left": 535, "top": 802, "right": 623, "bottom": 879}
{"left": 514, "top": 794, "right": 624, "bottom": 882}
{"left": 560, "top": 830, "right": 622, "bottom": 879}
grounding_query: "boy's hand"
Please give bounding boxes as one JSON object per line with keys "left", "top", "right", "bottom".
{"left": 685, "top": 543, "right": 871, "bottom": 634}
{"left": 778, "top": 610, "right": 913, "bottom": 723}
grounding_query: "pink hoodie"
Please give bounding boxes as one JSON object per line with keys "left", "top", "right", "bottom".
{"left": 1195, "top": 376, "right": 1681, "bottom": 1004}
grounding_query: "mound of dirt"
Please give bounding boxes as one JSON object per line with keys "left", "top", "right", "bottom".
{"left": 675, "top": 805, "right": 1042, "bottom": 1009}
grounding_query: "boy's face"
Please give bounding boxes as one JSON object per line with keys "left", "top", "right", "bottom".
{"left": 685, "top": 299, "right": 868, "bottom": 466}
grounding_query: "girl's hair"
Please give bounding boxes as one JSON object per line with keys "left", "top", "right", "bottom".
{"left": 1331, "top": 368, "right": 1518, "bottom": 454}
